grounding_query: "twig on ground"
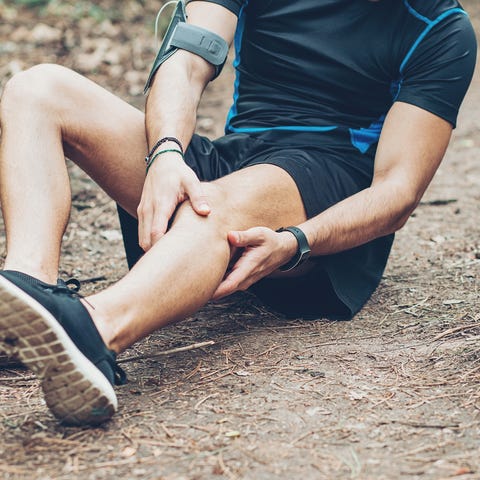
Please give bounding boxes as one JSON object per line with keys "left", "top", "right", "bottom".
{"left": 380, "top": 420, "right": 460, "bottom": 429}
{"left": 0, "top": 465, "right": 29, "bottom": 475}
{"left": 289, "top": 430, "right": 315, "bottom": 446}
{"left": 160, "top": 423, "right": 175, "bottom": 439}
{"left": 184, "top": 360, "right": 203, "bottom": 380}
{"left": 79, "top": 275, "right": 107, "bottom": 284}
{"left": 118, "top": 341, "right": 215, "bottom": 363}
{"left": 461, "top": 363, "right": 480, "bottom": 379}
{"left": 0, "top": 374, "right": 36, "bottom": 382}
{"left": 194, "top": 393, "right": 219, "bottom": 411}
{"left": 419, "top": 198, "right": 457, "bottom": 206}
{"left": 433, "top": 322, "right": 480, "bottom": 342}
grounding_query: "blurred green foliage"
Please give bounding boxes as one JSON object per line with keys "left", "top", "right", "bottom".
{"left": 1, "top": 0, "right": 166, "bottom": 27}
{"left": 3, "top": 0, "right": 116, "bottom": 21}
{"left": 3, "top": 1, "right": 172, "bottom": 24}
{"left": 8, "top": 0, "right": 50, "bottom": 5}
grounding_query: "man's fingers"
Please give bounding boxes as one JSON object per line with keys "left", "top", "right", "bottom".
{"left": 213, "top": 254, "right": 259, "bottom": 299}
{"left": 149, "top": 208, "right": 170, "bottom": 245}
{"left": 184, "top": 176, "right": 210, "bottom": 216}
{"left": 227, "top": 228, "right": 264, "bottom": 248}
{"left": 138, "top": 196, "right": 175, "bottom": 251}
{"left": 137, "top": 201, "right": 153, "bottom": 251}
{"left": 212, "top": 278, "right": 235, "bottom": 300}
{"left": 213, "top": 271, "right": 249, "bottom": 299}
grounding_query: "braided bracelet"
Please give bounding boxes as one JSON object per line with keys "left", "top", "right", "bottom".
{"left": 145, "top": 136, "right": 184, "bottom": 165}
{"left": 146, "top": 148, "right": 184, "bottom": 174}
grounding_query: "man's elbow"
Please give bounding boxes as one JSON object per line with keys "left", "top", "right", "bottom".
{"left": 389, "top": 191, "right": 420, "bottom": 233}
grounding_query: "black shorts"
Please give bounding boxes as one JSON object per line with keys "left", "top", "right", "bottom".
{"left": 118, "top": 131, "right": 394, "bottom": 320}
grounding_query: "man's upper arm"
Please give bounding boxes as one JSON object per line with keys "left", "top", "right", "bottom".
{"left": 395, "top": 12, "right": 476, "bottom": 129}
{"left": 372, "top": 101, "right": 452, "bottom": 208}
{"left": 147, "top": 1, "right": 238, "bottom": 90}
{"left": 372, "top": 11, "right": 476, "bottom": 208}
{"left": 185, "top": 1, "right": 239, "bottom": 47}
{"left": 186, "top": 0, "right": 244, "bottom": 22}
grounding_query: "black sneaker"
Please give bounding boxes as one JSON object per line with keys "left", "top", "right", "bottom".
{"left": 0, "top": 270, "right": 126, "bottom": 425}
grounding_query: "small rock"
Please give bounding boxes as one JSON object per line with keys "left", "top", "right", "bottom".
{"left": 430, "top": 235, "right": 446, "bottom": 244}
{"left": 442, "top": 299, "right": 463, "bottom": 305}
{"left": 306, "top": 406, "right": 331, "bottom": 416}
{"left": 456, "top": 138, "right": 474, "bottom": 149}
{"left": 7, "top": 60, "right": 24, "bottom": 76}
{"left": 101, "top": 230, "right": 123, "bottom": 242}
{"left": 10, "top": 26, "right": 30, "bottom": 43}
{"left": 121, "top": 446, "right": 137, "bottom": 458}
{"left": 349, "top": 390, "right": 367, "bottom": 401}
{"left": 197, "top": 117, "right": 215, "bottom": 130}
{"left": 29, "top": 24, "right": 62, "bottom": 45}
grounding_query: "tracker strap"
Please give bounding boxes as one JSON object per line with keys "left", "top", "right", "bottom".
{"left": 277, "top": 227, "right": 312, "bottom": 272}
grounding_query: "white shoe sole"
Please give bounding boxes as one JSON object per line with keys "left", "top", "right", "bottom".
{"left": 0, "top": 276, "right": 117, "bottom": 425}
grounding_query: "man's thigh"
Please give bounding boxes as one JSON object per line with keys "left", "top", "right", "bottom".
{"left": 119, "top": 133, "right": 309, "bottom": 266}
{"left": 36, "top": 65, "right": 148, "bottom": 216}
{"left": 118, "top": 132, "right": 379, "bottom": 320}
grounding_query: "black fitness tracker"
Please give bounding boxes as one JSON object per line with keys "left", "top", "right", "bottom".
{"left": 277, "top": 226, "right": 311, "bottom": 272}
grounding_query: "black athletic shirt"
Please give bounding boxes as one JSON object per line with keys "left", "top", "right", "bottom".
{"left": 189, "top": 0, "right": 476, "bottom": 149}
{"left": 185, "top": 0, "right": 476, "bottom": 316}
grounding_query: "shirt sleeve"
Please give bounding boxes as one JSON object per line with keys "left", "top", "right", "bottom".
{"left": 395, "top": 12, "right": 477, "bottom": 128}
{"left": 186, "top": 0, "right": 246, "bottom": 17}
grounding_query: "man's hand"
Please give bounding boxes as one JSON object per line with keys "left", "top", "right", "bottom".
{"left": 212, "top": 227, "right": 297, "bottom": 299}
{"left": 137, "top": 152, "right": 210, "bottom": 251}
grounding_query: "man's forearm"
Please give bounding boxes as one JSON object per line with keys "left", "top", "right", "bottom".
{"left": 299, "top": 102, "right": 452, "bottom": 258}
{"left": 300, "top": 179, "right": 415, "bottom": 256}
{"left": 144, "top": 0, "right": 236, "bottom": 155}
{"left": 145, "top": 52, "right": 211, "bottom": 152}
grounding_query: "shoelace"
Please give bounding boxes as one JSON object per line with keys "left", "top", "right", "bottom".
{"left": 47, "top": 278, "right": 93, "bottom": 308}
{"left": 112, "top": 364, "right": 128, "bottom": 385}
{"left": 54, "top": 278, "right": 81, "bottom": 293}
{"left": 48, "top": 278, "right": 127, "bottom": 385}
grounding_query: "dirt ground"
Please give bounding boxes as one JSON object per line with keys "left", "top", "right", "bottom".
{"left": 0, "top": 1, "right": 479, "bottom": 479}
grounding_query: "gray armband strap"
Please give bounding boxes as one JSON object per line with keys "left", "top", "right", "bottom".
{"left": 172, "top": 23, "right": 229, "bottom": 72}
{"left": 144, "top": 1, "right": 229, "bottom": 94}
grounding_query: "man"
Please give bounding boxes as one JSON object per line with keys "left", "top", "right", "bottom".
{"left": 0, "top": 0, "right": 476, "bottom": 425}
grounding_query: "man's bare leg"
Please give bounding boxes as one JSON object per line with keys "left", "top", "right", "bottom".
{"left": 86, "top": 163, "right": 307, "bottom": 353}
{"left": 0, "top": 64, "right": 147, "bottom": 283}
{"left": 0, "top": 64, "right": 307, "bottom": 354}
{"left": 0, "top": 64, "right": 307, "bottom": 424}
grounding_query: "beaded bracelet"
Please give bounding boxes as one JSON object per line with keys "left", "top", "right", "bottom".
{"left": 145, "top": 148, "right": 184, "bottom": 174}
{"left": 145, "top": 136, "right": 184, "bottom": 165}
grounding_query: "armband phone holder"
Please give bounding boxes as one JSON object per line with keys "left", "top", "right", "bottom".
{"left": 144, "top": 0, "right": 229, "bottom": 94}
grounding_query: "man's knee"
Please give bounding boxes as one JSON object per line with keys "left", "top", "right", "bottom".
{"left": 0, "top": 64, "right": 74, "bottom": 121}
{"left": 176, "top": 176, "right": 270, "bottom": 230}
{"left": 174, "top": 181, "right": 232, "bottom": 230}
